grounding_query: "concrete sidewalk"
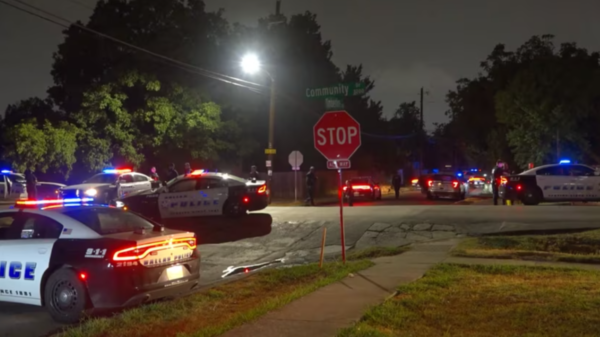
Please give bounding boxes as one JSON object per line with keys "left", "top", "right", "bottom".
{"left": 220, "top": 239, "right": 460, "bottom": 337}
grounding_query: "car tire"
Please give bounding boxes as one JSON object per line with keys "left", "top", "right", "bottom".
{"left": 521, "top": 187, "right": 542, "bottom": 206}
{"left": 223, "top": 200, "right": 245, "bottom": 217}
{"left": 44, "top": 268, "right": 90, "bottom": 324}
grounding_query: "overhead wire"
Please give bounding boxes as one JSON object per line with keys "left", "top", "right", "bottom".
{"left": 2, "top": 0, "right": 266, "bottom": 91}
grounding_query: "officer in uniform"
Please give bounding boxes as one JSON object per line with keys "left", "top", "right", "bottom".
{"left": 149, "top": 167, "right": 160, "bottom": 182}
{"left": 166, "top": 163, "right": 179, "bottom": 183}
{"left": 392, "top": 172, "right": 402, "bottom": 199}
{"left": 24, "top": 167, "right": 37, "bottom": 200}
{"left": 249, "top": 165, "right": 260, "bottom": 180}
{"left": 491, "top": 160, "right": 506, "bottom": 205}
{"left": 305, "top": 166, "right": 317, "bottom": 206}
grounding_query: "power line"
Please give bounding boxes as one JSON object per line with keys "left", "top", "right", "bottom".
{"left": 3, "top": 0, "right": 266, "bottom": 90}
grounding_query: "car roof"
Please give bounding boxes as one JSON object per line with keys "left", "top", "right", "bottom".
{"left": 519, "top": 163, "right": 594, "bottom": 175}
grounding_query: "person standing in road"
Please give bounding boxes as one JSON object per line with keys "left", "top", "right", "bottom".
{"left": 24, "top": 167, "right": 37, "bottom": 200}
{"left": 491, "top": 160, "right": 506, "bottom": 205}
{"left": 392, "top": 173, "right": 402, "bottom": 199}
{"left": 249, "top": 165, "right": 260, "bottom": 180}
{"left": 166, "top": 163, "right": 179, "bottom": 183}
{"left": 149, "top": 167, "right": 160, "bottom": 181}
{"left": 346, "top": 179, "right": 354, "bottom": 206}
{"left": 184, "top": 162, "right": 192, "bottom": 176}
{"left": 305, "top": 166, "right": 317, "bottom": 206}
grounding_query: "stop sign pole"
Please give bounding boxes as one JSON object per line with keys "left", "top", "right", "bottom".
{"left": 313, "top": 110, "right": 361, "bottom": 264}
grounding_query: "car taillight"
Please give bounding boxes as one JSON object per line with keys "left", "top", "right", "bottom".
{"left": 452, "top": 181, "right": 459, "bottom": 189}
{"left": 516, "top": 184, "right": 522, "bottom": 191}
{"left": 113, "top": 237, "right": 197, "bottom": 261}
{"left": 352, "top": 185, "right": 371, "bottom": 190}
{"left": 500, "top": 177, "right": 508, "bottom": 185}
{"left": 343, "top": 186, "right": 347, "bottom": 191}
{"left": 257, "top": 185, "right": 266, "bottom": 194}
{"left": 411, "top": 179, "right": 419, "bottom": 184}
{"left": 427, "top": 180, "right": 433, "bottom": 187}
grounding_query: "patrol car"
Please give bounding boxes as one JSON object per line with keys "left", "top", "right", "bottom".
{"left": 120, "top": 170, "right": 268, "bottom": 220}
{"left": 1, "top": 170, "right": 66, "bottom": 200}
{"left": 0, "top": 198, "right": 200, "bottom": 323}
{"left": 60, "top": 168, "right": 160, "bottom": 205}
{"left": 343, "top": 177, "right": 382, "bottom": 201}
{"left": 425, "top": 173, "right": 467, "bottom": 200}
{"left": 499, "top": 160, "right": 600, "bottom": 205}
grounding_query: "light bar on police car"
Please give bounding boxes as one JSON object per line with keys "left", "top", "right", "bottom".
{"left": 559, "top": 159, "right": 571, "bottom": 164}
{"left": 103, "top": 168, "right": 132, "bottom": 174}
{"left": 190, "top": 169, "right": 204, "bottom": 176}
{"left": 16, "top": 197, "right": 94, "bottom": 206}
{"left": 1, "top": 169, "right": 11, "bottom": 174}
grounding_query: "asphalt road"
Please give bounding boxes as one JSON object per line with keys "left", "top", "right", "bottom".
{"left": 2, "top": 190, "right": 600, "bottom": 337}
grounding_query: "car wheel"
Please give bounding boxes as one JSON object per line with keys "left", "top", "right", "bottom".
{"left": 44, "top": 268, "right": 89, "bottom": 324}
{"left": 223, "top": 200, "right": 245, "bottom": 216}
{"left": 521, "top": 187, "right": 542, "bottom": 206}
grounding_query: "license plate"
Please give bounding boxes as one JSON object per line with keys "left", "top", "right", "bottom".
{"left": 354, "top": 192, "right": 359, "bottom": 197}
{"left": 166, "top": 265, "right": 184, "bottom": 280}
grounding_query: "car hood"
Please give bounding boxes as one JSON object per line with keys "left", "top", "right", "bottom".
{"left": 62, "top": 183, "right": 113, "bottom": 190}
{"left": 38, "top": 182, "right": 66, "bottom": 187}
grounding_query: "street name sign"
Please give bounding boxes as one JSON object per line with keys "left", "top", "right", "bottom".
{"left": 327, "top": 160, "right": 351, "bottom": 170}
{"left": 306, "top": 82, "right": 366, "bottom": 99}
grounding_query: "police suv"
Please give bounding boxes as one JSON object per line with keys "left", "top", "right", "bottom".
{"left": 61, "top": 168, "right": 160, "bottom": 205}
{"left": 499, "top": 160, "right": 600, "bottom": 205}
{"left": 120, "top": 170, "right": 268, "bottom": 220}
{"left": 0, "top": 198, "right": 199, "bottom": 323}
{"left": 1, "top": 169, "right": 66, "bottom": 200}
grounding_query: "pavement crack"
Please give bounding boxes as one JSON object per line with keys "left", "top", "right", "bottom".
{"left": 355, "top": 272, "right": 390, "bottom": 293}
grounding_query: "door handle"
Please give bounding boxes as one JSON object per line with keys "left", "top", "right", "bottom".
{"left": 38, "top": 248, "right": 47, "bottom": 254}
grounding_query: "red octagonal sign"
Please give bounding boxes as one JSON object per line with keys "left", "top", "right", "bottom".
{"left": 313, "top": 111, "right": 361, "bottom": 160}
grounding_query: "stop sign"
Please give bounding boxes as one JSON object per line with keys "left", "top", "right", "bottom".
{"left": 313, "top": 111, "right": 361, "bottom": 160}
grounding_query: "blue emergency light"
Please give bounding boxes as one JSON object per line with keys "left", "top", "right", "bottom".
{"left": 16, "top": 198, "right": 94, "bottom": 207}
{"left": 432, "top": 169, "right": 439, "bottom": 173}
{"left": 1, "top": 169, "right": 11, "bottom": 174}
{"left": 457, "top": 172, "right": 463, "bottom": 177}
{"left": 559, "top": 159, "right": 571, "bottom": 164}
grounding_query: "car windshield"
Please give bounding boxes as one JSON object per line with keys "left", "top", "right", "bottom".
{"left": 351, "top": 179, "right": 370, "bottom": 185}
{"left": 62, "top": 207, "right": 157, "bottom": 235}
{"left": 84, "top": 173, "right": 118, "bottom": 184}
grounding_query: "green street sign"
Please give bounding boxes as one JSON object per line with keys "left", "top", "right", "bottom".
{"left": 305, "top": 82, "right": 366, "bottom": 99}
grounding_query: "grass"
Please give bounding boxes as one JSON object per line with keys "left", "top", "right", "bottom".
{"left": 55, "top": 260, "right": 373, "bottom": 337}
{"left": 347, "top": 246, "right": 411, "bottom": 261}
{"left": 452, "top": 229, "right": 600, "bottom": 264}
{"left": 338, "top": 263, "right": 600, "bottom": 337}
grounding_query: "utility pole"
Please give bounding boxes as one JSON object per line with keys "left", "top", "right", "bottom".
{"left": 419, "top": 87, "right": 424, "bottom": 175}
{"left": 265, "top": 0, "right": 281, "bottom": 204}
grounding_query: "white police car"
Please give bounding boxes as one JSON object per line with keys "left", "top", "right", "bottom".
{"left": 61, "top": 168, "right": 159, "bottom": 205}
{"left": 0, "top": 198, "right": 200, "bottom": 323}
{"left": 120, "top": 170, "right": 268, "bottom": 220}
{"left": 499, "top": 160, "right": 600, "bottom": 205}
{"left": 1, "top": 170, "right": 66, "bottom": 200}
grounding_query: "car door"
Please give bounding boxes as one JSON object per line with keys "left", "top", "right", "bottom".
{"left": 536, "top": 166, "right": 571, "bottom": 200}
{"left": 197, "top": 177, "right": 229, "bottom": 215}
{"left": 158, "top": 178, "right": 199, "bottom": 219}
{"left": 117, "top": 174, "right": 136, "bottom": 198}
{"left": 568, "top": 165, "right": 599, "bottom": 200}
{"left": 132, "top": 174, "right": 152, "bottom": 193}
{"left": 0, "top": 212, "right": 62, "bottom": 305}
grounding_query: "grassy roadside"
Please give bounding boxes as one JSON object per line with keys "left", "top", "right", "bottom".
{"left": 338, "top": 263, "right": 600, "bottom": 337}
{"left": 55, "top": 260, "right": 373, "bottom": 337}
{"left": 452, "top": 229, "right": 600, "bottom": 264}
{"left": 347, "top": 246, "right": 411, "bottom": 261}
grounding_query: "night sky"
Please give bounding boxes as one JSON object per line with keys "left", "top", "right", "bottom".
{"left": 2, "top": 0, "right": 600, "bottom": 130}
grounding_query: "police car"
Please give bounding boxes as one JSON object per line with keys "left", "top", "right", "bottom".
{"left": 1, "top": 169, "right": 66, "bottom": 200}
{"left": 60, "top": 168, "right": 160, "bottom": 205}
{"left": 499, "top": 160, "right": 600, "bottom": 205}
{"left": 120, "top": 170, "right": 268, "bottom": 220}
{"left": 0, "top": 198, "right": 200, "bottom": 323}
{"left": 425, "top": 173, "right": 467, "bottom": 200}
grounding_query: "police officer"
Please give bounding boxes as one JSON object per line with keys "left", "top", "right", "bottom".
{"left": 491, "top": 160, "right": 506, "bottom": 205}
{"left": 166, "top": 163, "right": 179, "bottom": 183}
{"left": 249, "top": 165, "right": 260, "bottom": 180}
{"left": 392, "top": 172, "right": 402, "bottom": 199}
{"left": 346, "top": 179, "right": 354, "bottom": 206}
{"left": 305, "top": 166, "right": 317, "bottom": 206}
{"left": 24, "top": 167, "right": 37, "bottom": 200}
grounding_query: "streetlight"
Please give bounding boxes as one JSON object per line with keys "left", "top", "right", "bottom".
{"left": 241, "top": 53, "right": 276, "bottom": 204}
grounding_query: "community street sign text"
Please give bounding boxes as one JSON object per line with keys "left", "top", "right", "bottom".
{"left": 305, "top": 82, "right": 366, "bottom": 99}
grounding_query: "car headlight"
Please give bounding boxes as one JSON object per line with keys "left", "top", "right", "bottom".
{"left": 84, "top": 188, "right": 98, "bottom": 197}
{"left": 115, "top": 201, "right": 125, "bottom": 208}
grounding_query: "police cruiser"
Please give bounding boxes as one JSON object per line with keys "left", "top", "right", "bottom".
{"left": 60, "top": 168, "right": 160, "bottom": 205}
{"left": 499, "top": 160, "right": 600, "bottom": 205}
{"left": 120, "top": 170, "right": 268, "bottom": 220}
{"left": 0, "top": 198, "right": 199, "bottom": 323}
{"left": 1, "top": 169, "right": 66, "bottom": 200}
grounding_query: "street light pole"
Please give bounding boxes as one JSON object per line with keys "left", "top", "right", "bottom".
{"left": 267, "top": 76, "right": 276, "bottom": 204}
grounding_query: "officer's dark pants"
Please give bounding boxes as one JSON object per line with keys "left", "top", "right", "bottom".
{"left": 492, "top": 183, "right": 499, "bottom": 205}
{"left": 27, "top": 187, "right": 37, "bottom": 200}
{"left": 394, "top": 186, "right": 400, "bottom": 199}
{"left": 305, "top": 186, "right": 315, "bottom": 205}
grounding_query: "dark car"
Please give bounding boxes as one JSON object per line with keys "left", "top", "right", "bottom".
{"left": 343, "top": 177, "right": 382, "bottom": 201}
{"left": 120, "top": 171, "right": 268, "bottom": 220}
